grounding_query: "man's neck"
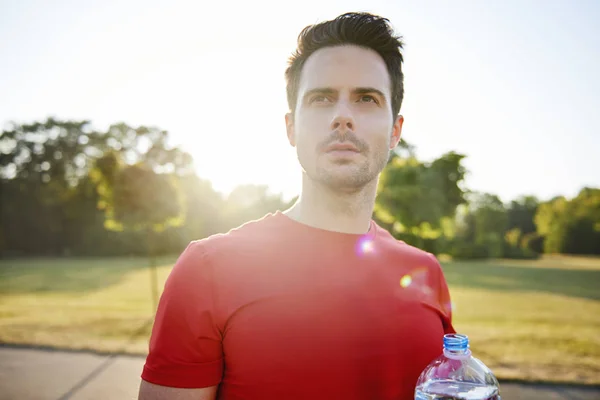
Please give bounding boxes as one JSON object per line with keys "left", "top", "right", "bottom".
{"left": 284, "top": 174, "right": 378, "bottom": 234}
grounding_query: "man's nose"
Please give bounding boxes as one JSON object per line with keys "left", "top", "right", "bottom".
{"left": 330, "top": 103, "right": 355, "bottom": 132}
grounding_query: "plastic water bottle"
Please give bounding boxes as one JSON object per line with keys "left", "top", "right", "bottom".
{"left": 414, "top": 333, "right": 501, "bottom": 400}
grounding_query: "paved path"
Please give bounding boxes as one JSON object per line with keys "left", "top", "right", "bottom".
{"left": 0, "top": 347, "right": 598, "bottom": 399}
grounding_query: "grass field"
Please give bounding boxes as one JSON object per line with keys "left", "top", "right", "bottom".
{"left": 0, "top": 254, "right": 599, "bottom": 385}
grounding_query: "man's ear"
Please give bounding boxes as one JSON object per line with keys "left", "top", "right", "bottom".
{"left": 285, "top": 112, "right": 296, "bottom": 147}
{"left": 390, "top": 115, "right": 404, "bottom": 149}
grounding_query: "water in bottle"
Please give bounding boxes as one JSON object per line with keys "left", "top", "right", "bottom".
{"left": 414, "top": 333, "right": 501, "bottom": 400}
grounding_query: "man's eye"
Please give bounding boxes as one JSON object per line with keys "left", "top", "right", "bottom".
{"left": 359, "top": 95, "right": 378, "bottom": 104}
{"left": 310, "top": 95, "right": 331, "bottom": 104}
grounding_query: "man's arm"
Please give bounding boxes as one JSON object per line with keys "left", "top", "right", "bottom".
{"left": 138, "top": 380, "right": 218, "bottom": 400}
{"left": 140, "top": 242, "right": 224, "bottom": 396}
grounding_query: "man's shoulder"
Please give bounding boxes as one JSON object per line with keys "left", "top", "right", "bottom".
{"left": 374, "top": 223, "right": 441, "bottom": 268}
{"left": 186, "top": 212, "right": 282, "bottom": 256}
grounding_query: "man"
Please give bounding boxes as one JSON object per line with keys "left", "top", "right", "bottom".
{"left": 139, "top": 11, "right": 455, "bottom": 400}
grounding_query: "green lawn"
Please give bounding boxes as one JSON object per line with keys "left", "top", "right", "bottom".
{"left": 0, "top": 255, "right": 598, "bottom": 385}
{"left": 0, "top": 256, "right": 177, "bottom": 355}
{"left": 441, "top": 256, "right": 600, "bottom": 385}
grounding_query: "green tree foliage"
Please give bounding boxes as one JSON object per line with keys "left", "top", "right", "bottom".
{"left": 0, "top": 118, "right": 105, "bottom": 255}
{"left": 507, "top": 195, "right": 539, "bottom": 236}
{"left": 88, "top": 124, "right": 190, "bottom": 310}
{"left": 471, "top": 193, "right": 508, "bottom": 253}
{"left": 535, "top": 188, "right": 600, "bottom": 255}
{"left": 2, "top": 117, "right": 598, "bottom": 261}
{"left": 374, "top": 150, "right": 467, "bottom": 235}
{"left": 91, "top": 156, "right": 184, "bottom": 233}
{"left": 451, "top": 193, "right": 508, "bottom": 259}
{"left": 0, "top": 118, "right": 292, "bottom": 258}
{"left": 176, "top": 175, "right": 224, "bottom": 241}
{"left": 223, "top": 184, "right": 291, "bottom": 229}
{"left": 373, "top": 146, "right": 467, "bottom": 256}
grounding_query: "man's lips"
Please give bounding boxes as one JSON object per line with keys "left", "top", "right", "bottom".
{"left": 325, "top": 143, "right": 360, "bottom": 153}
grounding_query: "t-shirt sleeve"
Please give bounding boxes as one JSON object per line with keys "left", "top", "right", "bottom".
{"left": 141, "top": 241, "right": 224, "bottom": 388}
{"left": 428, "top": 253, "right": 456, "bottom": 335}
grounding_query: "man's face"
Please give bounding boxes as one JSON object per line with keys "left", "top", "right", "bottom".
{"left": 286, "top": 45, "right": 403, "bottom": 192}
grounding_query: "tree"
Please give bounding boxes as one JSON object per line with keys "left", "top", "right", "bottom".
{"left": 566, "top": 188, "right": 600, "bottom": 254}
{"left": 450, "top": 192, "right": 509, "bottom": 259}
{"left": 470, "top": 192, "right": 508, "bottom": 258}
{"left": 89, "top": 122, "right": 193, "bottom": 311}
{"left": 534, "top": 195, "right": 567, "bottom": 253}
{"left": 177, "top": 174, "right": 224, "bottom": 242}
{"left": 0, "top": 117, "right": 292, "bottom": 259}
{"left": 0, "top": 118, "right": 104, "bottom": 255}
{"left": 507, "top": 195, "right": 539, "bottom": 236}
{"left": 92, "top": 153, "right": 185, "bottom": 310}
{"left": 535, "top": 188, "right": 600, "bottom": 255}
{"left": 222, "top": 184, "right": 291, "bottom": 230}
{"left": 102, "top": 123, "right": 194, "bottom": 176}
{"left": 374, "top": 150, "right": 468, "bottom": 239}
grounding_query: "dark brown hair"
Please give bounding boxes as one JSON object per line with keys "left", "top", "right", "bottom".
{"left": 285, "top": 12, "right": 405, "bottom": 117}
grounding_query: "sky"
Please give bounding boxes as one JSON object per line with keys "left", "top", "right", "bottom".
{"left": 1, "top": 0, "right": 599, "bottom": 203}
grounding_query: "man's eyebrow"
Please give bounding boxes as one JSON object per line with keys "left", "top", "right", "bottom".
{"left": 302, "top": 87, "right": 337, "bottom": 101}
{"left": 301, "top": 87, "right": 387, "bottom": 102}
{"left": 354, "top": 87, "right": 386, "bottom": 100}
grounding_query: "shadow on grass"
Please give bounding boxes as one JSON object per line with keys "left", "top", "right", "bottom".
{"left": 441, "top": 260, "right": 600, "bottom": 301}
{"left": 0, "top": 256, "right": 178, "bottom": 294}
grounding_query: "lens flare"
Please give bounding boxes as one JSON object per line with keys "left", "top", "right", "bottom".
{"left": 355, "top": 236, "right": 374, "bottom": 256}
{"left": 399, "top": 267, "right": 436, "bottom": 296}
{"left": 413, "top": 267, "right": 434, "bottom": 296}
{"left": 400, "top": 274, "right": 412, "bottom": 288}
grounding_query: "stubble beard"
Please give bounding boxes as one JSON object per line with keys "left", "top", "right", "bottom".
{"left": 312, "top": 149, "right": 391, "bottom": 193}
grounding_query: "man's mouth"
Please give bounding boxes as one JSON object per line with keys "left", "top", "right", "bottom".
{"left": 325, "top": 143, "right": 360, "bottom": 153}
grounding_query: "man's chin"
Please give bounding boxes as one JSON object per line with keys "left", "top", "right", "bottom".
{"left": 316, "top": 170, "right": 374, "bottom": 192}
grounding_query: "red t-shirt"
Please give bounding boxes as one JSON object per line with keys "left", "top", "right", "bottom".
{"left": 142, "top": 211, "right": 455, "bottom": 399}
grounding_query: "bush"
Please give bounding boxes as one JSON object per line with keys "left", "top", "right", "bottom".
{"left": 392, "top": 233, "right": 450, "bottom": 256}
{"left": 431, "top": 236, "right": 454, "bottom": 255}
{"left": 503, "top": 245, "right": 540, "bottom": 259}
{"left": 449, "top": 240, "right": 489, "bottom": 259}
{"left": 483, "top": 233, "right": 505, "bottom": 258}
{"left": 521, "top": 232, "right": 545, "bottom": 254}
{"left": 394, "top": 232, "right": 424, "bottom": 250}
{"left": 422, "top": 238, "right": 439, "bottom": 255}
